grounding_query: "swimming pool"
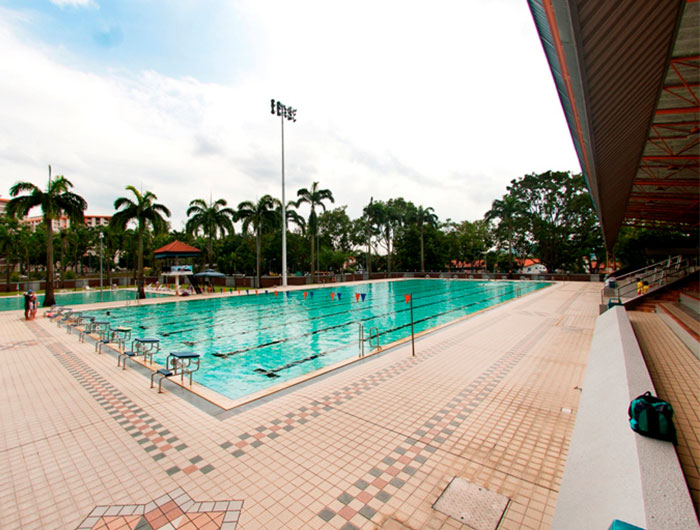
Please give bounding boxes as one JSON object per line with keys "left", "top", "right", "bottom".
{"left": 85, "top": 279, "right": 550, "bottom": 401}
{"left": 0, "top": 289, "right": 168, "bottom": 312}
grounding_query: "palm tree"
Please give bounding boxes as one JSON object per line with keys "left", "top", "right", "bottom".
{"left": 413, "top": 205, "right": 438, "bottom": 273}
{"left": 236, "top": 195, "right": 278, "bottom": 288}
{"left": 295, "top": 182, "right": 334, "bottom": 279}
{"left": 276, "top": 200, "right": 306, "bottom": 235}
{"left": 6, "top": 167, "right": 87, "bottom": 306}
{"left": 185, "top": 197, "right": 235, "bottom": 267}
{"left": 110, "top": 186, "right": 171, "bottom": 299}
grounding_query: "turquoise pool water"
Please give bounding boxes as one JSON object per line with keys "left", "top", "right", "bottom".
{"left": 84, "top": 279, "right": 550, "bottom": 401}
{"left": 0, "top": 289, "right": 167, "bottom": 312}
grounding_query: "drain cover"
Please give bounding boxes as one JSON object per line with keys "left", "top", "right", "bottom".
{"left": 433, "top": 477, "right": 509, "bottom": 530}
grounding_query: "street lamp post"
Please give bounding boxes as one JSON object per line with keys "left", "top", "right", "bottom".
{"left": 270, "top": 98, "right": 297, "bottom": 288}
{"left": 99, "top": 232, "right": 104, "bottom": 302}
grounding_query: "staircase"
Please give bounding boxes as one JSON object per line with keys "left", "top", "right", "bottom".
{"left": 656, "top": 289, "right": 700, "bottom": 360}
{"left": 625, "top": 276, "right": 699, "bottom": 312}
{"left": 601, "top": 255, "right": 699, "bottom": 312}
{"left": 626, "top": 280, "right": 700, "bottom": 513}
{"left": 627, "top": 276, "right": 700, "bottom": 359}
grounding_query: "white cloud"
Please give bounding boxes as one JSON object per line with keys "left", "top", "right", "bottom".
{"left": 0, "top": 1, "right": 580, "bottom": 231}
{"left": 49, "top": 0, "right": 97, "bottom": 8}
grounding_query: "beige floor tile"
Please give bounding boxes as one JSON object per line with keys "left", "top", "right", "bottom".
{"left": 0, "top": 281, "right": 604, "bottom": 529}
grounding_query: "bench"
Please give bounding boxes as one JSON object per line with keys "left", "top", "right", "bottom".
{"left": 551, "top": 306, "right": 697, "bottom": 529}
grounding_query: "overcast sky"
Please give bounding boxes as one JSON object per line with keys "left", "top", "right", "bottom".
{"left": 0, "top": 0, "right": 580, "bottom": 230}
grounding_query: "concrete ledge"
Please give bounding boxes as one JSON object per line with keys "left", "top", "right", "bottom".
{"left": 680, "top": 292, "right": 699, "bottom": 314}
{"left": 656, "top": 304, "right": 700, "bottom": 361}
{"left": 552, "top": 306, "right": 698, "bottom": 530}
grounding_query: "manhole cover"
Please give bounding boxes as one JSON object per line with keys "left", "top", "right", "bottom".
{"left": 432, "top": 477, "right": 509, "bottom": 530}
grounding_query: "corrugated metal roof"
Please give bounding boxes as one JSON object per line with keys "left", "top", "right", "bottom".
{"left": 528, "top": 0, "right": 697, "bottom": 248}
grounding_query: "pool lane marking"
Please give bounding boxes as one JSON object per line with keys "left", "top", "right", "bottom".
{"left": 148, "top": 282, "right": 545, "bottom": 357}
{"left": 27, "top": 323, "right": 215, "bottom": 477}
{"left": 212, "top": 283, "right": 541, "bottom": 359}
{"left": 94, "top": 280, "right": 515, "bottom": 333}
{"left": 92, "top": 279, "right": 482, "bottom": 332}
{"left": 251, "top": 282, "right": 550, "bottom": 377}
{"left": 91, "top": 282, "right": 544, "bottom": 362}
{"left": 217, "top": 309, "right": 507, "bottom": 456}
{"left": 85, "top": 280, "right": 507, "bottom": 351}
{"left": 250, "top": 286, "right": 529, "bottom": 377}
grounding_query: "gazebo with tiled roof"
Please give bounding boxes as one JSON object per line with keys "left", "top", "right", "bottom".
{"left": 153, "top": 240, "right": 201, "bottom": 293}
{"left": 153, "top": 240, "right": 201, "bottom": 260}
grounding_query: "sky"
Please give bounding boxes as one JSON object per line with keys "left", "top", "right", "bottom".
{"left": 0, "top": 0, "right": 581, "bottom": 231}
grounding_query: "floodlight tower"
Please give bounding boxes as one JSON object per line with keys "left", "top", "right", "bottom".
{"left": 270, "top": 98, "right": 297, "bottom": 287}
{"left": 99, "top": 231, "right": 104, "bottom": 302}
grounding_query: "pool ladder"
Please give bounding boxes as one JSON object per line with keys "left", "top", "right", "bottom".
{"left": 358, "top": 324, "right": 381, "bottom": 358}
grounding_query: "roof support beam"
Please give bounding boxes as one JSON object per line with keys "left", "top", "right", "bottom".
{"left": 655, "top": 106, "right": 700, "bottom": 115}
{"left": 641, "top": 155, "right": 699, "bottom": 160}
{"left": 633, "top": 179, "right": 699, "bottom": 187}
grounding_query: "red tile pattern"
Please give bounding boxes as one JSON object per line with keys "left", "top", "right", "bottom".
{"left": 76, "top": 488, "right": 242, "bottom": 530}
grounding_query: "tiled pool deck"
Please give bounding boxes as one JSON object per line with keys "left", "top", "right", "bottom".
{"left": 1, "top": 281, "right": 601, "bottom": 529}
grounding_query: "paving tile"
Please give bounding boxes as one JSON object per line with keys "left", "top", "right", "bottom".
{"left": 0, "top": 282, "right": 606, "bottom": 529}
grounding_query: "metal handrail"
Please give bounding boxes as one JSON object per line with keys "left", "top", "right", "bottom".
{"left": 368, "top": 327, "right": 381, "bottom": 350}
{"left": 358, "top": 324, "right": 382, "bottom": 357}
{"left": 601, "top": 255, "right": 698, "bottom": 308}
{"left": 358, "top": 323, "right": 365, "bottom": 358}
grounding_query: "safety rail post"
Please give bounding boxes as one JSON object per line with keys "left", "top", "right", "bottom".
{"left": 358, "top": 323, "right": 365, "bottom": 358}
{"left": 410, "top": 295, "right": 415, "bottom": 357}
{"left": 368, "top": 327, "right": 380, "bottom": 350}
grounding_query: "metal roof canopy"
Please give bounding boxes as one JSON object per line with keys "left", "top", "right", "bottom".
{"left": 529, "top": 0, "right": 699, "bottom": 249}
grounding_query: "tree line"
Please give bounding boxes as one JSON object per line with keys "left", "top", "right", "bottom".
{"left": 1, "top": 168, "right": 695, "bottom": 306}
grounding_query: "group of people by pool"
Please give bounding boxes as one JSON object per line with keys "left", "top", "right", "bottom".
{"left": 23, "top": 289, "right": 38, "bottom": 320}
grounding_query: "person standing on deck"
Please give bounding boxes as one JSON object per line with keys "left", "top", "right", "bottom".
{"left": 23, "top": 289, "right": 33, "bottom": 320}
{"left": 29, "top": 291, "right": 38, "bottom": 319}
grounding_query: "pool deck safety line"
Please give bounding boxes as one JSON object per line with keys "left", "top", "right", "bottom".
{"left": 1, "top": 281, "right": 600, "bottom": 529}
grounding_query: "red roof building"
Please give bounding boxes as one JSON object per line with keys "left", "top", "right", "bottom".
{"left": 153, "top": 241, "right": 201, "bottom": 258}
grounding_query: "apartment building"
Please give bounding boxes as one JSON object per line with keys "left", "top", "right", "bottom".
{"left": 21, "top": 214, "right": 111, "bottom": 231}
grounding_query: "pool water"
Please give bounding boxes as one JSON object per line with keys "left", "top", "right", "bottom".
{"left": 0, "top": 289, "right": 167, "bottom": 312}
{"left": 85, "top": 279, "right": 550, "bottom": 401}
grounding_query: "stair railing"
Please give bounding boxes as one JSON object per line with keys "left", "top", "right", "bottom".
{"left": 601, "top": 255, "right": 699, "bottom": 310}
